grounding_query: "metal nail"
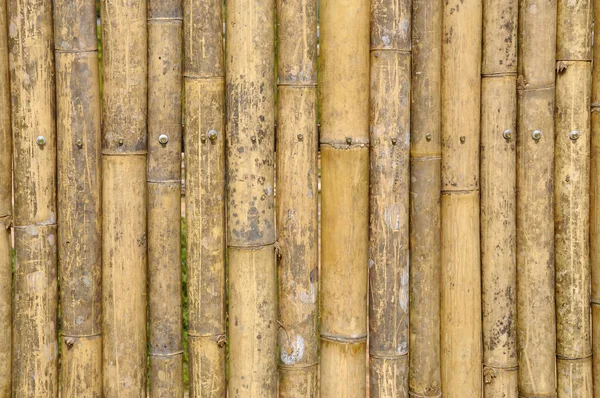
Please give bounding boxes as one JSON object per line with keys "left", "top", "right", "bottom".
{"left": 201, "top": 134, "right": 206, "bottom": 143}
{"left": 158, "top": 134, "right": 169, "bottom": 144}
{"left": 76, "top": 139, "right": 83, "bottom": 148}
{"left": 118, "top": 137, "right": 124, "bottom": 146}
{"left": 570, "top": 130, "right": 580, "bottom": 140}
{"left": 346, "top": 137, "right": 352, "bottom": 145}
{"left": 36, "top": 136, "right": 46, "bottom": 147}
{"left": 251, "top": 136, "right": 257, "bottom": 142}
{"left": 460, "top": 136, "right": 466, "bottom": 144}
{"left": 208, "top": 130, "right": 218, "bottom": 141}
{"left": 532, "top": 130, "right": 542, "bottom": 141}
{"left": 503, "top": 129, "right": 512, "bottom": 140}
{"left": 426, "top": 134, "right": 432, "bottom": 142}
{"left": 391, "top": 138, "right": 397, "bottom": 145}
{"left": 297, "top": 134, "right": 303, "bottom": 141}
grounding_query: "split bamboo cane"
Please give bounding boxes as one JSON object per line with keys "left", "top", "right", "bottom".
{"left": 183, "top": 0, "right": 226, "bottom": 396}
{"left": 226, "top": 0, "right": 277, "bottom": 396}
{"left": 319, "top": 0, "right": 370, "bottom": 396}
{"left": 440, "top": 0, "right": 483, "bottom": 395}
{"left": 554, "top": 0, "right": 593, "bottom": 394}
{"left": 480, "top": 0, "right": 518, "bottom": 395}
{"left": 54, "top": 0, "right": 102, "bottom": 395}
{"left": 100, "top": 0, "right": 148, "bottom": 395}
{"left": 409, "top": 0, "right": 442, "bottom": 396}
{"left": 516, "top": 0, "right": 558, "bottom": 396}
{"left": 7, "top": 0, "right": 58, "bottom": 395}
{"left": 276, "top": 0, "right": 319, "bottom": 396}
{"left": 0, "top": 0, "right": 10, "bottom": 394}
{"left": 369, "top": 0, "right": 410, "bottom": 396}
{"left": 148, "top": 0, "right": 184, "bottom": 396}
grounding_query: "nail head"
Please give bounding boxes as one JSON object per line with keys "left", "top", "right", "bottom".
{"left": 36, "top": 136, "right": 46, "bottom": 147}
{"left": 158, "top": 134, "right": 169, "bottom": 144}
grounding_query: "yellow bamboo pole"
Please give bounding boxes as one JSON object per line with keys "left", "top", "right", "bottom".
{"left": 54, "top": 0, "right": 102, "bottom": 395}
{"left": 554, "top": 0, "right": 593, "bottom": 395}
{"left": 516, "top": 0, "right": 558, "bottom": 396}
{"left": 7, "top": 0, "right": 58, "bottom": 395}
{"left": 369, "top": 0, "right": 410, "bottom": 396}
{"left": 409, "top": 0, "right": 442, "bottom": 396}
{"left": 226, "top": 0, "right": 277, "bottom": 395}
{"left": 440, "top": 0, "right": 482, "bottom": 395}
{"left": 275, "top": 0, "right": 318, "bottom": 396}
{"left": 183, "top": 0, "right": 226, "bottom": 396}
{"left": 319, "top": 0, "right": 369, "bottom": 396}
{"left": 148, "top": 0, "right": 184, "bottom": 396}
{"left": 480, "top": 0, "right": 518, "bottom": 395}
{"left": 100, "top": 0, "right": 148, "bottom": 395}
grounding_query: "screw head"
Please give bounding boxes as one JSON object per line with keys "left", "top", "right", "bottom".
{"left": 532, "top": 130, "right": 542, "bottom": 141}
{"left": 425, "top": 133, "right": 432, "bottom": 142}
{"left": 391, "top": 137, "right": 397, "bottom": 145}
{"left": 460, "top": 136, "right": 466, "bottom": 144}
{"left": 158, "top": 134, "right": 169, "bottom": 144}
{"left": 36, "top": 136, "right": 46, "bottom": 147}
{"left": 76, "top": 139, "right": 83, "bottom": 148}
{"left": 503, "top": 129, "right": 512, "bottom": 140}
{"left": 297, "top": 134, "right": 303, "bottom": 141}
{"left": 118, "top": 137, "right": 124, "bottom": 146}
{"left": 570, "top": 130, "right": 580, "bottom": 140}
{"left": 346, "top": 137, "right": 352, "bottom": 145}
{"left": 208, "top": 130, "right": 218, "bottom": 141}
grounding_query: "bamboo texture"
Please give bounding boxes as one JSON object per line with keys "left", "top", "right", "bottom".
{"left": 480, "top": 0, "right": 518, "bottom": 396}
{"left": 276, "top": 0, "right": 319, "bottom": 395}
{"left": 369, "top": 0, "right": 411, "bottom": 395}
{"left": 592, "top": 0, "right": 600, "bottom": 394}
{"left": 100, "top": 0, "right": 148, "bottom": 395}
{"left": 516, "top": 0, "right": 558, "bottom": 395}
{"left": 54, "top": 0, "right": 102, "bottom": 395}
{"left": 148, "top": 0, "right": 184, "bottom": 396}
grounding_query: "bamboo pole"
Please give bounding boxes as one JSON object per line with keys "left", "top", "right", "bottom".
{"left": 183, "top": 0, "right": 226, "bottom": 396}
{"left": 100, "top": 0, "right": 148, "bottom": 395}
{"left": 7, "top": 0, "right": 58, "bottom": 395}
{"left": 440, "top": 0, "right": 482, "bottom": 395}
{"left": 554, "top": 0, "right": 593, "bottom": 394}
{"left": 275, "top": 0, "right": 319, "bottom": 396}
{"left": 54, "top": 0, "right": 102, "bottom": 395}
{"left": 480, "top": 0, "right": 518, "bottom": 395}
{"left": 0, "top": 0, "right": 11, "bottom": 394}
{"left": 147, "top": 0, "right": 184, "bottom": 396}
{"left": 516, "top": 0, "right": 557, "bottom": 396}
{"left": 319, "top": 0, "right": 369, "bottom": 395}
{"left": 369, "top": 0, "right": 410, "bottom": 396}
{"left": 226, "top": 0, "right": 277, "bottom": 395}
{"left": 409, "top": 0, "right": 442, "bottom": 396}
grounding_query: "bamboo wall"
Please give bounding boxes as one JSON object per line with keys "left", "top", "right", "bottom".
{"left": 2, "top": 0, "right": 600, "bottom": 397}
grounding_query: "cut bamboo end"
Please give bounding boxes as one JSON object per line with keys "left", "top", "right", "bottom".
{"left": 482, "top": 0, "right": 518, "bottom": 76}
{"left": 53, "top": 0, "right": 98, "bottom": 52}
{"left": 183, "top": 0, "right": 223, "bottom": 78}
{"left": 369, "top": 355, "right": 409, "bottom": 398}
{"left": 60, "top": 335, "right": 102, "bottom": 397}
{"left": 278, "top": 364, "right": 319, "bottom": 398}
{"left": 320, "top": 339, "right": 367, "bottom": 397}
{"left": 188, "top": 335, "right": 226, "bottom": 398}
{"left": 557, "top": 357, "right": 593, "bottom": 396}
{"left": 149, "top": 353, "right": 185, "bottom": 398}
{"left": 370, "top": 0, "right": 411, "bottom": 52}
{"left": 556, "top": 0, "right": 592, "bottom": 62}
{"left": 482, "top": 366, "right": 518, "bottom": 397}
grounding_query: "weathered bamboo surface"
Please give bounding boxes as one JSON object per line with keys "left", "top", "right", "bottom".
{"left": 409, "top": 0, "right": 442, "bottom": 395}
{"left": 440, "top": 0, "right": 482, "bottom": 396}
{"left": 592, "top": 0, "right": 600, "bottom": 394}
{"left": 369, "top": 0, "right": 411, "bottom": 395}
{"left": 480, "top": 0, "right": 518, "bottom": 396}
{"left": 276, "top": 0, "right": 319, "bottom": 394}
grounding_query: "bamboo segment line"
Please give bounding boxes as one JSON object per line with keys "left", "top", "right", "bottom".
{"left": 0, "top": 0, "right": 11, "bottom": 394}
{"left": 409, "top": 0, "right": 442, "bottom": 395}
{"left": 100, "top": 0, "right": 148, "bottom": 395}
{"left": 7, "top": 0, "right": 58, "bottom": 395}
{"left": 554, "top": 0, "right": 593, "bottom": 395}
{"left": 369, "top": 0, "right": 411, "bottom": 396}
{"left": 440, "top": 0, "right": 483, "bottom": 396}
{"left": 226, "top": 0, "right": 277, "bottom": 395}
{"left": 592, "top": 0, "right": 600, "bottom": 394}
{"left": 54, "top": 0, "right": 102, "bottom": 395}
{"left": 480, "top": 0, "right": 518, "bottom": 396}
{"left": 148, "top": 0, "right": 184, "bottom": 396}
{"left": 276, "top": 0, "right": 319, "bottom": 396}
{"left": 516, "top": 0, "right": 558, "bottom": 396}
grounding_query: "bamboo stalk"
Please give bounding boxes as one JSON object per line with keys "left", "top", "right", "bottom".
{"left": 440, "top": 0, "right": 482, "bottom": 395}
{"left": 100, "top": 0, "right": 148, "bottom": 395}
{"left": 409, "top": 0, "right": 442, "bottom": 395}
{"left": 275, "top": 0, "right": 319, "bottom": 395}
{"left": 516, "top": 0, "right": 557, "bottom": 395}
{"left": 554, "top": 0, "right": 593, "bottom": 394}
{"left": 369, "top": 0, "right": 411, "bottom": 395}
{"left": 319, "top": 0, "right": 370, "bottom": 395}
{"left": 480, "top": 0, "right": 518, "bottom": 396}
{"left": 0, "top": 0, "right": 11, "bottom": 394}
{"left": 7, "top": 0, "right": 58, "bottom": 395}
{"left": 183, "top": 0, "right": 226, "bottom": 395}
{"left": 147, "top": 0, "right": 184, "bottom": 396}
{"left": 226, "top": 0, "right": 277, "bottom": 395}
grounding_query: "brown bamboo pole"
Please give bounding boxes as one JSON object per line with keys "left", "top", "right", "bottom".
{"left": 319, "top": 0, "right": 369, "bottom": 396}
{"left": 0, "top": 0, "right": 11, "bottom": 394}
{"left": 409, "top": 0, "right": 442, "bottom": 396}
{"left": 554, "top": 0, "right": 593, "bottom": 395}
{"left": 226, "top": 0, "right": 277, "bottom": 396}
{"left": 480, "top": 0, "right": 518, "bottom": 395}
{"left": 7, "top": 0, "right": 58, "bottom": 395}
{"left": 440, "top": 0, "right": 482, "bottom": 395}
{"left": 275, "top": 0, "right": 319, "bottom": 396}
{"left": 183, "top": 0, "right": 226, "bottom": 396}
{"left": 147, "top": 0, "right": 184, "bottom": 396}
{"left": 54, "top": 0, "right": 102, "bottom": 395}
{"left": 516, "top": 0, "right": 558, "bottom": 396}
{"left": 369, "top": 0, "right": 410, "bottom": 396}
{"left": 100, "top": 0, "right": 148, "bottom": 395}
